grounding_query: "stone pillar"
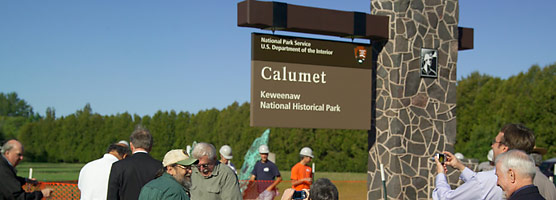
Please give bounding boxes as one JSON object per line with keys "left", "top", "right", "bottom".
{"left": 368, "top": 0, "right": 459, "bottom": 199}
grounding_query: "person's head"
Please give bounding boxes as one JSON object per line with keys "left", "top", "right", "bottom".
{"left": 219, "top": 145, "right": 233, "bottom": 163}
{"left": 300, "top": 147, "right": 314, "bottom": 164}
{"left": 495, "top": 150, "right": 536, "bottom": 198}
{"left": 192, "top": 142, "right": 217, "bottom": 177}
{"left": 423, "top": 52, "right": 433, "bottom": 68}
{"left": 491, "top": 124, "right": 535, "bottom": 160}
{"left": 162, "top": 149, "right": 197, "bottom": 188}
{"left": 1, "top": 140, "right": 24, "bottom": 167}
{"left": 309, "top": 178, "right": 338, "bottom": 200}
{"left": 258, "top": 145, "right": 270, "bottom": 163}
{"left": 106, "top": 143, "right": 131, "bottom": 160}
{"left": 129, "top": 125, "right": 153, "bottom": 152}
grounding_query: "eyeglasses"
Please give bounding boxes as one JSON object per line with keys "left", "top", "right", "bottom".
{"left": 196, "top": 163, "right": 210, "bottom": 169}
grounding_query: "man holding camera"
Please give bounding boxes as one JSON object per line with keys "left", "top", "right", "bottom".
{"left": 432, "top": 124, "right": 555, "bottom": 200}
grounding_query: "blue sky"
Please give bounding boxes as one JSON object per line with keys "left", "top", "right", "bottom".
{"left": 1, "top": 1, "right": 555, "bottom": 117}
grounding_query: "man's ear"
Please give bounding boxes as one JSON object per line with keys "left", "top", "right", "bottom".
{"left": 502, "top": 145, "right": 509, "bottom": 153}
{"left": 508, "top": 169, "right": 516, "bottom": 183}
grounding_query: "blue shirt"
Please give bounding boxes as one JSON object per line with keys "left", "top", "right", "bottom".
{"left": 433, "top": 168, "right": 504, "bottom": 200}
{"left": 251, "top": 160, "right": 280, "bottom": 180}
{"left": 251, "top": 160, "right": 280, "bottom": 193}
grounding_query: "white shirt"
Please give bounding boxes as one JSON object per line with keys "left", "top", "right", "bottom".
{"left": 433, "top": 168, "right": 503, "bottom": 200}
{"left": 78, "top": 154, "right": 119, "bottom": 200}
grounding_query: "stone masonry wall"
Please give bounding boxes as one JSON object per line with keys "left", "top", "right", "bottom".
{"left": 368, "top": 0, "right": 460, "bottom": 199}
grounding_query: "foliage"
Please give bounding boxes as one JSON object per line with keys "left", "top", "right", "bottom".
{"left": 0, "top": 92, "right": 36, "bottom": 118}
{"left": 13, "top": 101, "right": 368, "bottom": 172}
{"left": 456, "top": 63, "right": 556, "bottom": 161}
{"left": 0, "top": 92, "right": 40, "bottom": 140}
{"left": 2, "top": 63, "right": 555, "bottom": 172}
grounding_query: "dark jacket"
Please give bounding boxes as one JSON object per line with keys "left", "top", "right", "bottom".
{"left": 138, "top": 173, "right": 190, "bottom": 200}
{"left": 509, "top": 185, "right": 545, "bottom": 200}
{"left": 0, "top": 156, "right": 43, "bottom": 200}
{"left": 107, "top": 152, "right": 162, "bottom": 200}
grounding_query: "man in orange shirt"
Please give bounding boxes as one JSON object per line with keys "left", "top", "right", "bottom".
{"left": 290, "top": 147, "right": 314, "bottom": 199}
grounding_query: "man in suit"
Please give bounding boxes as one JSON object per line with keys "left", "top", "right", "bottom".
{"left": 107, "top": 126, "right": 162, "bottom": 200}
{"left": 495, "top": 150, "right": 545, "bottom": 200}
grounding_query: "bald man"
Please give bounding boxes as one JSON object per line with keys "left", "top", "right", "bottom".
{"left": 0, "top": 139, "right": 53, "bottom": 199}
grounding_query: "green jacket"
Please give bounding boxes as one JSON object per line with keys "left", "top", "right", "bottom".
{"left": 138, "top": 173, "right": 190, "bottom": 200}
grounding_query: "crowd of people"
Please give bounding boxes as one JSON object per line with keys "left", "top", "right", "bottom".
{"left": 2, "top": 123, "right": 555, "bottom": 200}
{"left": 0, "top": 125, "right": 338, "bottom": 200}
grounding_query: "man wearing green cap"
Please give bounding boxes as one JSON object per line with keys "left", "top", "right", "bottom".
{"left": 139, "top": 149, "right": 197, "bottom": 200}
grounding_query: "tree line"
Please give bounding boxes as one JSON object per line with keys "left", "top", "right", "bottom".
{"left": 0, "top": 98, "right": 366, "bottom": 172}
{"left": 1, "top": 63, "right": 554, "bottom": 172}
{"left": 456, "top": 64, "right": 556, "bottom": 160}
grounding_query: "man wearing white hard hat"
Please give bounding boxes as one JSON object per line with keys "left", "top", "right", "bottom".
{"left": 139, "top": 149, "right": 197, "bottom": 200}
{"left": 289, "top": 147, "right": 314, "bottom": 199}
{"left": 219, "top": 145, "right": 237, "bottom": 174}
{"left": 250, "top": 145, "right": 282, "bottom": 200}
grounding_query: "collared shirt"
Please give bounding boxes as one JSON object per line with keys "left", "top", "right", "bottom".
{"left": 78, "top": 153, "right": 119, "bottom": 200}
{"left": 433, "top": 167, "right": 503, "bottom": 200}
{"left": 190, "top": 162, "right": 242, "bottom": 200}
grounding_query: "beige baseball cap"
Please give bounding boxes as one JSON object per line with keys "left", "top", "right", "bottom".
{"left": 162, "top": 149, "right": 197, "bottom": 167}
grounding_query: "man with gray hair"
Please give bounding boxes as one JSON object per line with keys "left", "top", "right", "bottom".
{"left": 107, "top": 126, "right": 163, "bottom": 200}
{"left": 0, "top": 139, "right": 53, "bottom": 199}
{"left": 495, "top": 150, "right": 544, "bottom": 200}
{"left": 190, "top": 142, "right": 241, "bottom": 200}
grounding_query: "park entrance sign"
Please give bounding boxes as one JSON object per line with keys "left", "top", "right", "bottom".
{"left": 251, "top": 33, "right": 371, "bottom": 130}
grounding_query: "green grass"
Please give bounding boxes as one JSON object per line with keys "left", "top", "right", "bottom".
{"left": 16, "top": 162, "right": 85, "bottom": 182}
{"left": 276, "top": 171, "right": 367, "bottom": 200}
{"left": 16, "top": 162, "right": 368, "bottom": 182}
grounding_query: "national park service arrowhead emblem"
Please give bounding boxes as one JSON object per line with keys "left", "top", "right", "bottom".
{"left": 354, "top": 46, "right": 367, "bottom": 64}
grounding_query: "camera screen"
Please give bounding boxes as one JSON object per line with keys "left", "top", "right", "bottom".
{"left": 438, "top": 154, "right": 445, "bottom": 164}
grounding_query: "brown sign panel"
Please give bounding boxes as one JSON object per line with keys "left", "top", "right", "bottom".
{"left": 251, "top": 33, "right": 372, "bottom": 130}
